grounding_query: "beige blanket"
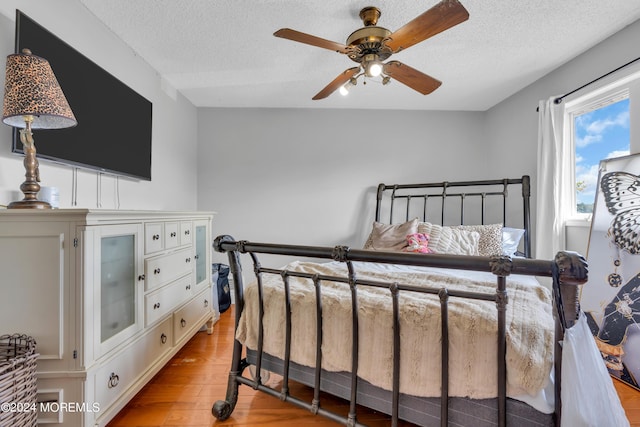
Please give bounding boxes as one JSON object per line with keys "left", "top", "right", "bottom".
{"left": 236, "top": 261, "right": 554, "bottom": 399}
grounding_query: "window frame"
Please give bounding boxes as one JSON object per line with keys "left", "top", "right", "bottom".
{"left": 565, "top": 88, "right": 630, "bottom": 219}
{"left": 562, "top": 68, "right": 640, "bottom": 222}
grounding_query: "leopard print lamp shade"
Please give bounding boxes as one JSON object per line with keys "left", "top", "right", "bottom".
{"left": 2, "top": 49, "right": 76, "bottom": 129}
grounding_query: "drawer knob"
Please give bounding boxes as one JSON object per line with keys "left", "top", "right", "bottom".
{"left": 152, "top": 234, "right": 160, "bottom": 240}
{"left": 138, "top": 274, "right": 145, "bottom": 281}
{"left": 204, "top": 299, "right": 209, "bottom": 308}
{"left": 161, "top": 333, "right": 167, "bottom": 344}
{"left": 154, "top": 268, "right": 161, "bottom": 275}
{"left": 170, "top": 232, "right": 177, "bottom": 237}
{"left": 186, "top": 257, "right": 191, "bottom": 263}
{"left": 153, "top": 302, "right": 161, "bottom": 310}
{"left": 184, "top": 230, "right": 190, "bottom": 235}
{"left": 108, "top": 372, "right": 120, "bottom": 388}
{"left": 186, "top": 284, "right": 191, "bottom": 291}
{"left": 194, "top": 254, "right": 200, "bottom": 260}
{"left": 180, "top": 318, "right": 186, "bottom": 328}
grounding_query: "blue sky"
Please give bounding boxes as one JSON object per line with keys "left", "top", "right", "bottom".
{"left": 575, "top": 98, "right": 630, "bottom": 209}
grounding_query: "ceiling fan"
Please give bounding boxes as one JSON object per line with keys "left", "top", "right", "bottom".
{"left": 274, "top": 0, "right": 469, "bottom": 100}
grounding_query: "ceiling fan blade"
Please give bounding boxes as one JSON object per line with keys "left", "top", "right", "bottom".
{"left": 385, "top": 0, "right": 469, "bottom": 53}
{"left": 274, "top": 28, "right": 351, "bottom": 54}
{"left": 383, "top": 61, "right": 442, "bottom": 95}
{"left": 312, "top": 67, "right": 360, "bottom": 100}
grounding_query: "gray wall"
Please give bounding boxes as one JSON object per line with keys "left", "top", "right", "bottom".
{"left": 0, "top": 0, "right": 199, "bottom": 210}
{"left": 197, "top": 108, "right": 487, "bottom": 263}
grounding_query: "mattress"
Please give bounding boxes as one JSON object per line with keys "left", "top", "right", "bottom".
{"left": 246, "top": 350, "right": 554, "bottom": 427}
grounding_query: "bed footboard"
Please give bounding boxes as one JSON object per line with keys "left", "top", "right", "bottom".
{"left": 211, "top": 236, "right": 587, "bottom": 427}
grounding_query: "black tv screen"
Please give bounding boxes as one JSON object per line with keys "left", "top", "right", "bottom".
{"left": 12, "top": 11, "right": 153, "bottom": 181}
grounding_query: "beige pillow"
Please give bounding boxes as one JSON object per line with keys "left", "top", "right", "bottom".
{"left": 417, "top": 222, "right": 480, "bottom": 255}
{"left": 452, "top": 223, "right": 503, "bottom": 256}
{"left": 363, "top": 218, "right": 419, "bottom": 251}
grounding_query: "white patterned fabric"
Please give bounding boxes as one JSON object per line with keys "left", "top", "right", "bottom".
{"left": 452, "top": 223, "right": 503, "bottom": 256}
{"left": 417, "top": 222, "right": 480, "bottom": 255}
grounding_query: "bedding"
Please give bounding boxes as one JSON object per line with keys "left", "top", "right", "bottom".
{"left": 365, "top": 220, "right": 526, "bottom": 257}
{"left": 236, "top": 260, "right": 555, "bottom": 403}
{"left": 451, "top": 223, "right": 504, "bottom": 256}
{"left": 416, "top": 222, "right": 481, "bottom": 255}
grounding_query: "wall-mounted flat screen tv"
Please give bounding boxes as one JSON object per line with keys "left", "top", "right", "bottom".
{"left": 11, "top": 10, "right": 153, "bottom": 181}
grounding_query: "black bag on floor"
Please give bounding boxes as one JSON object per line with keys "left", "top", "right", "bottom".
{"left": 212, "top": 263, "right": 231, "bottom": 313}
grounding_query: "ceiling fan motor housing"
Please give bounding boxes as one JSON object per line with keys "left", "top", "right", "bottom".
{"left": 346, "top": 26, "right": 392, "bottom": 62}
{"left": 346, "top": 7, "right": 393, "bottom": 64}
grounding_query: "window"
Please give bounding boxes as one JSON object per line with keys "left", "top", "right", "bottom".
{"left": 571, "top": 96, "right": 630, "bottom": 215}
{"left": 537, "top": 65, "right": 639, "bottom": 259}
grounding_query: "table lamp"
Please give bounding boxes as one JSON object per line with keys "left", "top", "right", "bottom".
{"left": 2, "top": 48, "right": 76, "bottom": 209}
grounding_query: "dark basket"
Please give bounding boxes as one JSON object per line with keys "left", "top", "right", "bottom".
{"left": 0, "top": 334, "right": 39, "bottom": 427}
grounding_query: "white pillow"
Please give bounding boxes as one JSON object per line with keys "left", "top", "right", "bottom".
{"left": 417, "top": 222, "right": 480, "bottom": 255}
{"left": 452, "top": 223, "right": 503, "bottom": 256}
{"left": 502, "top": 227, "right": 526, "bottom": 257}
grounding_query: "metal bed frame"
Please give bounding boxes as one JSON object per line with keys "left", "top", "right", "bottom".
{"left": 211, "top": 176, "right": 587, "bottom": 426}
{"left": 374, "top": 176, "right": 531, "bottom": 258}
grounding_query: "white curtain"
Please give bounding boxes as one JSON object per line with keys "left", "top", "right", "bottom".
{"left": 536, "top": 96, "right": 570, "bottom": 260}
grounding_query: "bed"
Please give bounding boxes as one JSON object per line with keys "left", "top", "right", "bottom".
{"left": 211, "top": 176, "right": 589, "bottom": 427}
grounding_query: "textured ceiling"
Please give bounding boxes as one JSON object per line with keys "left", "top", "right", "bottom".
{"left": 79, "top": 0, "right": 640, "bottom": 111}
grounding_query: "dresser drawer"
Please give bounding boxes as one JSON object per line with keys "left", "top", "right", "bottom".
{"left": 145, "top": 247, "right": 193, "bottom": 291}
{"left": 180, "top": 221, "right": 193, "bottom": 246}
{"left": 164, "top": 222, "right": 180, "bottom": 249}
{"left": 145, "top": 275, "right": 193, "bottom": 326}
{"left": 95, "top": 317, "right": 172, "bottom": 413}
{"left": 144, "top": 222, "right": 164, "bottom": 254}
{"left": 173, "top": 289, "right": 211, "bottom": 345}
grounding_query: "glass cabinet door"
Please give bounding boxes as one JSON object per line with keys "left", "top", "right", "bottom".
{"left": 89, "top": 223, "right": 143, "bottom": 358}
{"left": 101, "top": 234, "right": 136, "bottom": 343}
{"left": 194, "top": 223, "right": 207, "bottom": 286}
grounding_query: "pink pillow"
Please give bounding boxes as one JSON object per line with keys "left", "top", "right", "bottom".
{"left": 403, "top": 233, "right": 433, "bottom": 254}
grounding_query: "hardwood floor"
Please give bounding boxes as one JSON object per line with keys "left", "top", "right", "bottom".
{"left": 617, "top": 380, "right": 640, "bottom": 427}
{"left": 108, "top": 307, "right": 640, "bottom": 427}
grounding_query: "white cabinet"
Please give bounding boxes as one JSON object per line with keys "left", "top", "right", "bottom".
{"left": 0, "top": 210, "right": 216, "bottom": 427}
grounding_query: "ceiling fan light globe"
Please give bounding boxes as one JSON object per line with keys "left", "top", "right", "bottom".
{"left": 339, "top": 84, "right": 350, "bottom": 96}
{"left": 367, "top": 62, "right": 383, "bottom": 77}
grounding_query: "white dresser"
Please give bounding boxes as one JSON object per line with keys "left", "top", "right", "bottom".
{"left": 0, "top": 209, "right": 217, "bottom": 426}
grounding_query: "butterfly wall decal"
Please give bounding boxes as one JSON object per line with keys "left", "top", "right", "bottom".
{"left": 600, "top": 171, "right": 640, "bottom": 254}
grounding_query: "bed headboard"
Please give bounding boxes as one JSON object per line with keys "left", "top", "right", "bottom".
{"left": 374, "top": 176, "right": 531, "bottom": 258}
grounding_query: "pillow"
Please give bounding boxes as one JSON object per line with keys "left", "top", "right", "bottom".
{"left": 363, "top": 218, "right": 419, "bottom": 251}
{"left": 452, "top": 223, "right": 503, "bottom": 256}
{"left": 502, "top": 227, "right": 526, "bottom": 257}
{"left": 417, "top": 222, "right": 480, "bottom": 255}
{"left": 403, "top": 233, "right": 434, "bottom": 254}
